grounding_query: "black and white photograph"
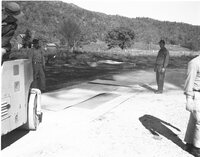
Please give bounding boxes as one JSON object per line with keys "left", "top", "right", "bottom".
{"left": 1, "top": 0, "right": 200, "bottom": 156}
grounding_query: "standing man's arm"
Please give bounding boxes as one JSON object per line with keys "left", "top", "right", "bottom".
{"left": 184, "top": 61, "right": 197, "bottom": 111}
{"left": 154, "top": 51, "right": 159, "bottom": 72}
{"left": 185, "top": 61, "right": 197, "bottom": 98}
{"left": 163, "top": 50, "right": 169, "bottom": 68}
{"left": 161, "top": 50, "right": 169, "bottom": 73}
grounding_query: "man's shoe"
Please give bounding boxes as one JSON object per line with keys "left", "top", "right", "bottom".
{"left": 185, "top": 143, "right": 193, "bottom": 153}
{"left": 191, "top": 146, "right": 200, "bottom": 157}
{"left": 155, "top": 90, "right": 163, "bottom": 94}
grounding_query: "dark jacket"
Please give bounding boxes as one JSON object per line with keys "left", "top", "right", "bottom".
{"left": 155, "top": 47, "right": 169, "bottom": 68}
{"left": 2, "top": 15, "right": 18, "bottom": 52}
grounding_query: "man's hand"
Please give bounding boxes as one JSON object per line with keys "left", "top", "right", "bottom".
{"left": 161, "top": 68, "right": 165, "bottom": 73}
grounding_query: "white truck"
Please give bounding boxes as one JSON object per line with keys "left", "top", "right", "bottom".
{"left": 1, "top": 59, "right": 42, "bottom": 135}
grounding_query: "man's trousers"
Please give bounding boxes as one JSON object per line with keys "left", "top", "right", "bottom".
{"left": 32, "top": 63, "right": 46, "bottom": 91}
{"left": 156, "top": 69, "right": 166, "bottom": 92}
{"left": 185, "top": 92, "right": 200, "bottom": 148}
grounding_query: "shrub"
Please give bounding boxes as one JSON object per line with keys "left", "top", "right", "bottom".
{"left": 105, "top": 27, "right": 135, "bottom": 50}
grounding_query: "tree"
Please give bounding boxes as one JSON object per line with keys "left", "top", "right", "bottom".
{"left": 60, "top": 18, "right": 81, "bottom": 51}
{"left": 105, "top": 27, "right": 135, "bottom": 49}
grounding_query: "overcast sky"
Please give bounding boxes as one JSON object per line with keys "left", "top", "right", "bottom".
{"left": 62, "top": 0, "right": 200, "bottom": 26}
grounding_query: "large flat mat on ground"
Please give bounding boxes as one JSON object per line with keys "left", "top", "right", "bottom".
{"left": 75, "top": 93, "right": 120, "bottom": 109}
{"left": 41, "top": 88, "right": 102, "bottom": 111}
{"left": 89, "top": 79, "right": 134, "bottom": 87}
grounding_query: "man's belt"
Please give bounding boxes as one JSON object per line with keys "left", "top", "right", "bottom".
{"left": 155, "top": 64, "right": 164, "bottom": 67}
{"left": 193, "top": 89, "right": 200, "bottom": 92}
{"left": 33, "top": 61, "right": 42, "bottom": 64}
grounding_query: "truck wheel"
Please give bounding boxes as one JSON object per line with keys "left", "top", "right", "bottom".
{"left": 25, "top": 93, "right": 39, "bottom": 130}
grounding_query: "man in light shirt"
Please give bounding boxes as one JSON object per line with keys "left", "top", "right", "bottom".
{"left": 184, "top": 55, "right": 200, "bottom": 157}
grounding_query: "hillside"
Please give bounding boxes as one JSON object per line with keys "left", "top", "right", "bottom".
{"left": 2, "top": 1, "right": 200, "bottom": 50}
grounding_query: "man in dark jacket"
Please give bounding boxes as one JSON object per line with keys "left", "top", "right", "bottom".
{"left": 154, "top": 40, "right": 169, "bottom": 94}
{"left": 2, "top": 2, "right": 23, "bottom": 60}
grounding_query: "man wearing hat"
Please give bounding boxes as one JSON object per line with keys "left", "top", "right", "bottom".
{"left": 2, "top": 2, "right": 24, "bottom": 60}
{"left": 154, "top": 40, "right": 169, "bottom": 94}
{"left": 29, "top": 39, "right": 46, "bottom": 92}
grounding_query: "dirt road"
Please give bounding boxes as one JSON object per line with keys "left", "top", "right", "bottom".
{"left": 1, "top": 68, "right": 194, "bottom": 157}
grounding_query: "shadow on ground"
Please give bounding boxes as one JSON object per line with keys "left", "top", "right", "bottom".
{"left": 139, "top": 114, "right": 185, "bottom": 150}
{"left": 139, "top": 83, "right": 157, "bottom": 92}
{"left": 1, "top": 129, "right": 29, "bottom": 150}
{"left": 45, "top": 63, "right": 134, "bottom": 92}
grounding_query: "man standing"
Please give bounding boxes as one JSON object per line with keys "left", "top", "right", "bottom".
{"left": 29, "top": 39, "right": 46, "bottom": 92}
{"left": 184, "top": 55, "right": 200, "bottom": 157}
{"left": 2, "top": 2, "right": 23, "bottom": 59}
{"left": 154, "top": 40, "right": 169, "bottom": 94}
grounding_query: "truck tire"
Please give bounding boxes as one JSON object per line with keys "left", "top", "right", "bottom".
{"left": 27, "top": 93, "right": 39, "bottom": 130}
{"left": 20, "top": 88, "right": 42, "bottom": 131}
{"left": 22, "top": 93, "right": 39, "bottom": 130}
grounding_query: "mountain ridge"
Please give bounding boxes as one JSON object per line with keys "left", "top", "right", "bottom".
{"left": 2, "top": 1, "right": 200, "bottom": 50}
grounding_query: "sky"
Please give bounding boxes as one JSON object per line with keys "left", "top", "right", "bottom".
{"left": 62, "top": 0, "right": 200, "bottom": 26}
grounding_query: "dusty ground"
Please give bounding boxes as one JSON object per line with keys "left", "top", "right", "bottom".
{"left": 1, "top": 66, "right": 195, "bottom": 157}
